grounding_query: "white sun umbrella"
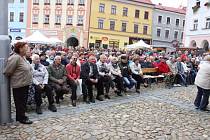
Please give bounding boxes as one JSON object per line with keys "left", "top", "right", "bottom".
{"left": 48, "top": 37, "right": 63, "bottom": 44}
{"left": 20, "top": 31, "right": 51, "bottom": 44}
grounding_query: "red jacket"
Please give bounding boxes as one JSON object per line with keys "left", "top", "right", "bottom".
{"left": 66, "top": 63, "right": 80, "bottom": 80}
{"left": 158, "top": 62, "right": 170, "bottom": 73}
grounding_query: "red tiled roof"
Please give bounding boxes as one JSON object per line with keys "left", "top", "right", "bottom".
{"left": 155, "top": 4, "right": 186, "bottom": 14}
{"left": 131, "top": 0, "right": 154, "bottom": 5}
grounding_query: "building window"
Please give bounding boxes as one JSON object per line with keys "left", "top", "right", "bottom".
{"left": 144, "top": 11, "right": 149, "bottom": 20}
{"left": 121, "top": 22, "right": 127, "bottom": 32}
{"left": 165, "top": 30, "right": 170, "bottom": 39}
{"left": 79, "top": 0, "right": 85, "bottom": 5}
{"left": 67, "top": 15, "right": 73, "bottom": 25}
{"left": 8, "top": 0, "right": 14, "bottom": 3}
{"left": 174, "top": 31, "right": 179, "bottom": 39}
{"left": 55, "top": 15, "right": 61, "bottom": 25}
{"left": 20, "top": 0, "right": 24, "bottom": 3}
{"left": 110, "top": 21, "right": 115, "bottom": 30}
{"left": 135, "top": 10, "right": 140, "bottom": 18}
{"left": 193, "top": 19, "right": 198, "bottom": 30}
{"left": 206, "top": 18, "right": 210, "bottom": 29}
{"left": 123, "top": 7, "right": 128, "bottom": 16}
{"left": 157, "top": 28, "right": 161, "bottom": 37}
{"left": 44, "top": 0, "right": 50, "bottom": 5}
{"left": 98, "top": 19, "right": 104, "bottom": 29}
{"left": 78, "top": 15, "right": 83, "bottom": 26}
{"left": 10, "top": 12, "right": 14, "bottom": 22}
{"left": 111, "top": 5, "right": 116, "bottom": 15}
{"left": 32, "top": 14, "right": 38, "bottom": 24}
{"left": 44, "top": 15, "right": 50, "bottom": 24}
{"left": 158, "top": 16, "right": 162, "bottom": 23}
{"left": 19, "top": 12, "right": 24, "bottom": 22}
{"left": 134, "top": 24, "right": 138, "bottom": 33}
{"left": 166, "top": 17, "right": 170, "bottom": 24}
{"left": 67, "top": 0, "right": 74, "bottom": 5}
{"left": 56, "top": 0, "right": 62, "bottom": 5}
{"left": 143, "top": 26, "right": 148, "bottom": 35}
{"left": 183, "top": 20, "right": 185, "bottom": 27}
{"left": 99, "top": 3, "right": 105, "bottom": 13}
{"left": 181, "top": 32, "right": 184, "bottom": 40}
{"left": 33, "top": 0, "right": 39, "bottom": 5}
{"left": 176, "top": 19, "right": 180, "bottom": 26}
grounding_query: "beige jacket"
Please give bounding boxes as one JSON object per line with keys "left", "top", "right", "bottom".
{"left": 195, "top": 61, "right": 210, "bottom": 89}
{"left": 4, "top": 53, "right": 32, "bottom": 88}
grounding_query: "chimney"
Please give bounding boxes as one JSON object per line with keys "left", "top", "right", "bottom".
{"left": 158, "top": 3, "right": 162, "bottom": 6}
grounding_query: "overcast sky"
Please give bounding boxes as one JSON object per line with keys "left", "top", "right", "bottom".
{"left": 151, "top": 0, "right": 187, "bottom": 8}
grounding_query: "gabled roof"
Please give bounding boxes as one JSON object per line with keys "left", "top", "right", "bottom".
{"left": 155, "top": 4, "right": 186, "bottom": 14}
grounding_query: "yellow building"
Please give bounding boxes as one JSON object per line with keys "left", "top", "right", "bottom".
{"left": 89, "top": 0, "right": 154, "bottom": 49}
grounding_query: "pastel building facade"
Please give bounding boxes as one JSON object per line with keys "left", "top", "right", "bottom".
{"left": 184, "top": 0, "right": 210, "bottom": 51}
{"left": 89, "top": 0, "right": 154, "bottom": 49}
{"left": 8, "top": 0, "right": 28, "bottom": 40}
{"left": 26, "top": 0, "right": 91, "bottom": 48}
{"left": 152, "top": 4, "right": 186, "bottom": 48}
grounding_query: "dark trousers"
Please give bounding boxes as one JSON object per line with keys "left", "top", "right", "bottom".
{"left": 68, "top": 79, "right": 77, "bottom": 101}
{"left": 113, "top": 76, "right": 124, "bottom": 92}
{"left": 194, "top": 86, "right": 210, "bottom": 109}
{"left": 82, "top": 79, "right": 95, "bottom": 101}
{"left": 13, "top": 86, "right": 29, "bottom": 121}
{"left": 34, "top": 84, "right": 54, "bottom": 106}
{"left": 174, "top": 73, "right": 187, "bottom": 85}
{"left": 50, "top": 83, "right": 69, "bottom": 98}
{"left": 97, "top": 76, "right": 112, "bottom": 96}
{"left": 132, "top": 74, "right": 143, "bottom": 90}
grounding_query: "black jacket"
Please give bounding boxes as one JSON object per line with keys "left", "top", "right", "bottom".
{"left": 80, "top": 62, "right": 99, "bottom": 80}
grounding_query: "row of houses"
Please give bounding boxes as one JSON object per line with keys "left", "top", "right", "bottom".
{"left": 8, "top": 0, "right": 210, "bottom": 50}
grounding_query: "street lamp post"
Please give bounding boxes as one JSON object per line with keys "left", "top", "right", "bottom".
{"left": 0, "top": 0, "right": 12, "bottom": 124}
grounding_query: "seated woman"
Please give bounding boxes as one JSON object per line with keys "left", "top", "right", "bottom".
{"left": 31, "top": 54, "right": 57, "bottom": 114}
{"left": 130, "top": 55, "right": 144, "bottom": 93}
{"left": 108, "top": 56, "right": 124, "bottom": 96}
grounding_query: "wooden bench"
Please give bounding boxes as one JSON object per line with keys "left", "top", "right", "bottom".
{"left": 142, "top": 68, "right": 164, "bottom": 87}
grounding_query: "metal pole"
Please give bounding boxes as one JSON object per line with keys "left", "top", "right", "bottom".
{"left": 0, "top": 0, "right": 12, "bottom": 124}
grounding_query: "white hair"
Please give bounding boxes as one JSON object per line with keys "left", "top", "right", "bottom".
{"left": 54, "top": 55, "right": 61, "bottom": 61}
{"left": 32, "top": 54, "right": 40, "bottom": 61}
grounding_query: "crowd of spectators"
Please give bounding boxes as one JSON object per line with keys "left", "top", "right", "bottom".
{"left": 4, "top": 43, "right": 210, "bottom": 124}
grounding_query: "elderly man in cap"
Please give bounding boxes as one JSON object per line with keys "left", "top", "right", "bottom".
{"left": 48, "top": 55, "right": 69, "bottom": 104}
{"left": 119, "top": 54, "right": 136, "bottom": 91}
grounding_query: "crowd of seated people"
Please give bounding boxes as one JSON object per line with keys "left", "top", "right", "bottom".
{"left": 5, "top": 43, "right": 209, "bottom": 124}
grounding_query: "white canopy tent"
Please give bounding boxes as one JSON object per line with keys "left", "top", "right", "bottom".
{"left": 48, "top": 37, "right": 63, "bottom": 44}
{"left": 20, "top": 31, "right": 51, "bottom": 44}
{"left": 126, "top": 40, "right": 151, "bottom": 50}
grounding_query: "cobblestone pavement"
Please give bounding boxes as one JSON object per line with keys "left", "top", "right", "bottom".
{"left": 1, "top": 84, "right": 210, "bottom": 140}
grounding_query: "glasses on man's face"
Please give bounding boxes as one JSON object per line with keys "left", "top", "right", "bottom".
{"left": 73, "top": 58, "right": 77, "bottom": 61}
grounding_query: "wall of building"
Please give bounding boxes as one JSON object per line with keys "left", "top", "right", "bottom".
{"left": 184, "top": 0, "right": 210, "bottom": 49}
{"left": 8, "top": 0, "right": 27, "bottom": 40}
{"left": 152, "top": 8, "right": 185, "bottom": 47}
{"left": 89, "top": 0, "right": 154, "bottom": 49}
{"left": 26, "top": 0, "right": 91, "bottom": 48}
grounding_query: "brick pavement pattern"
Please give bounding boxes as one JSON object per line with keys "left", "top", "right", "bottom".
{"left": 1, "top": 85, "right": 210, "bottom": 140}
